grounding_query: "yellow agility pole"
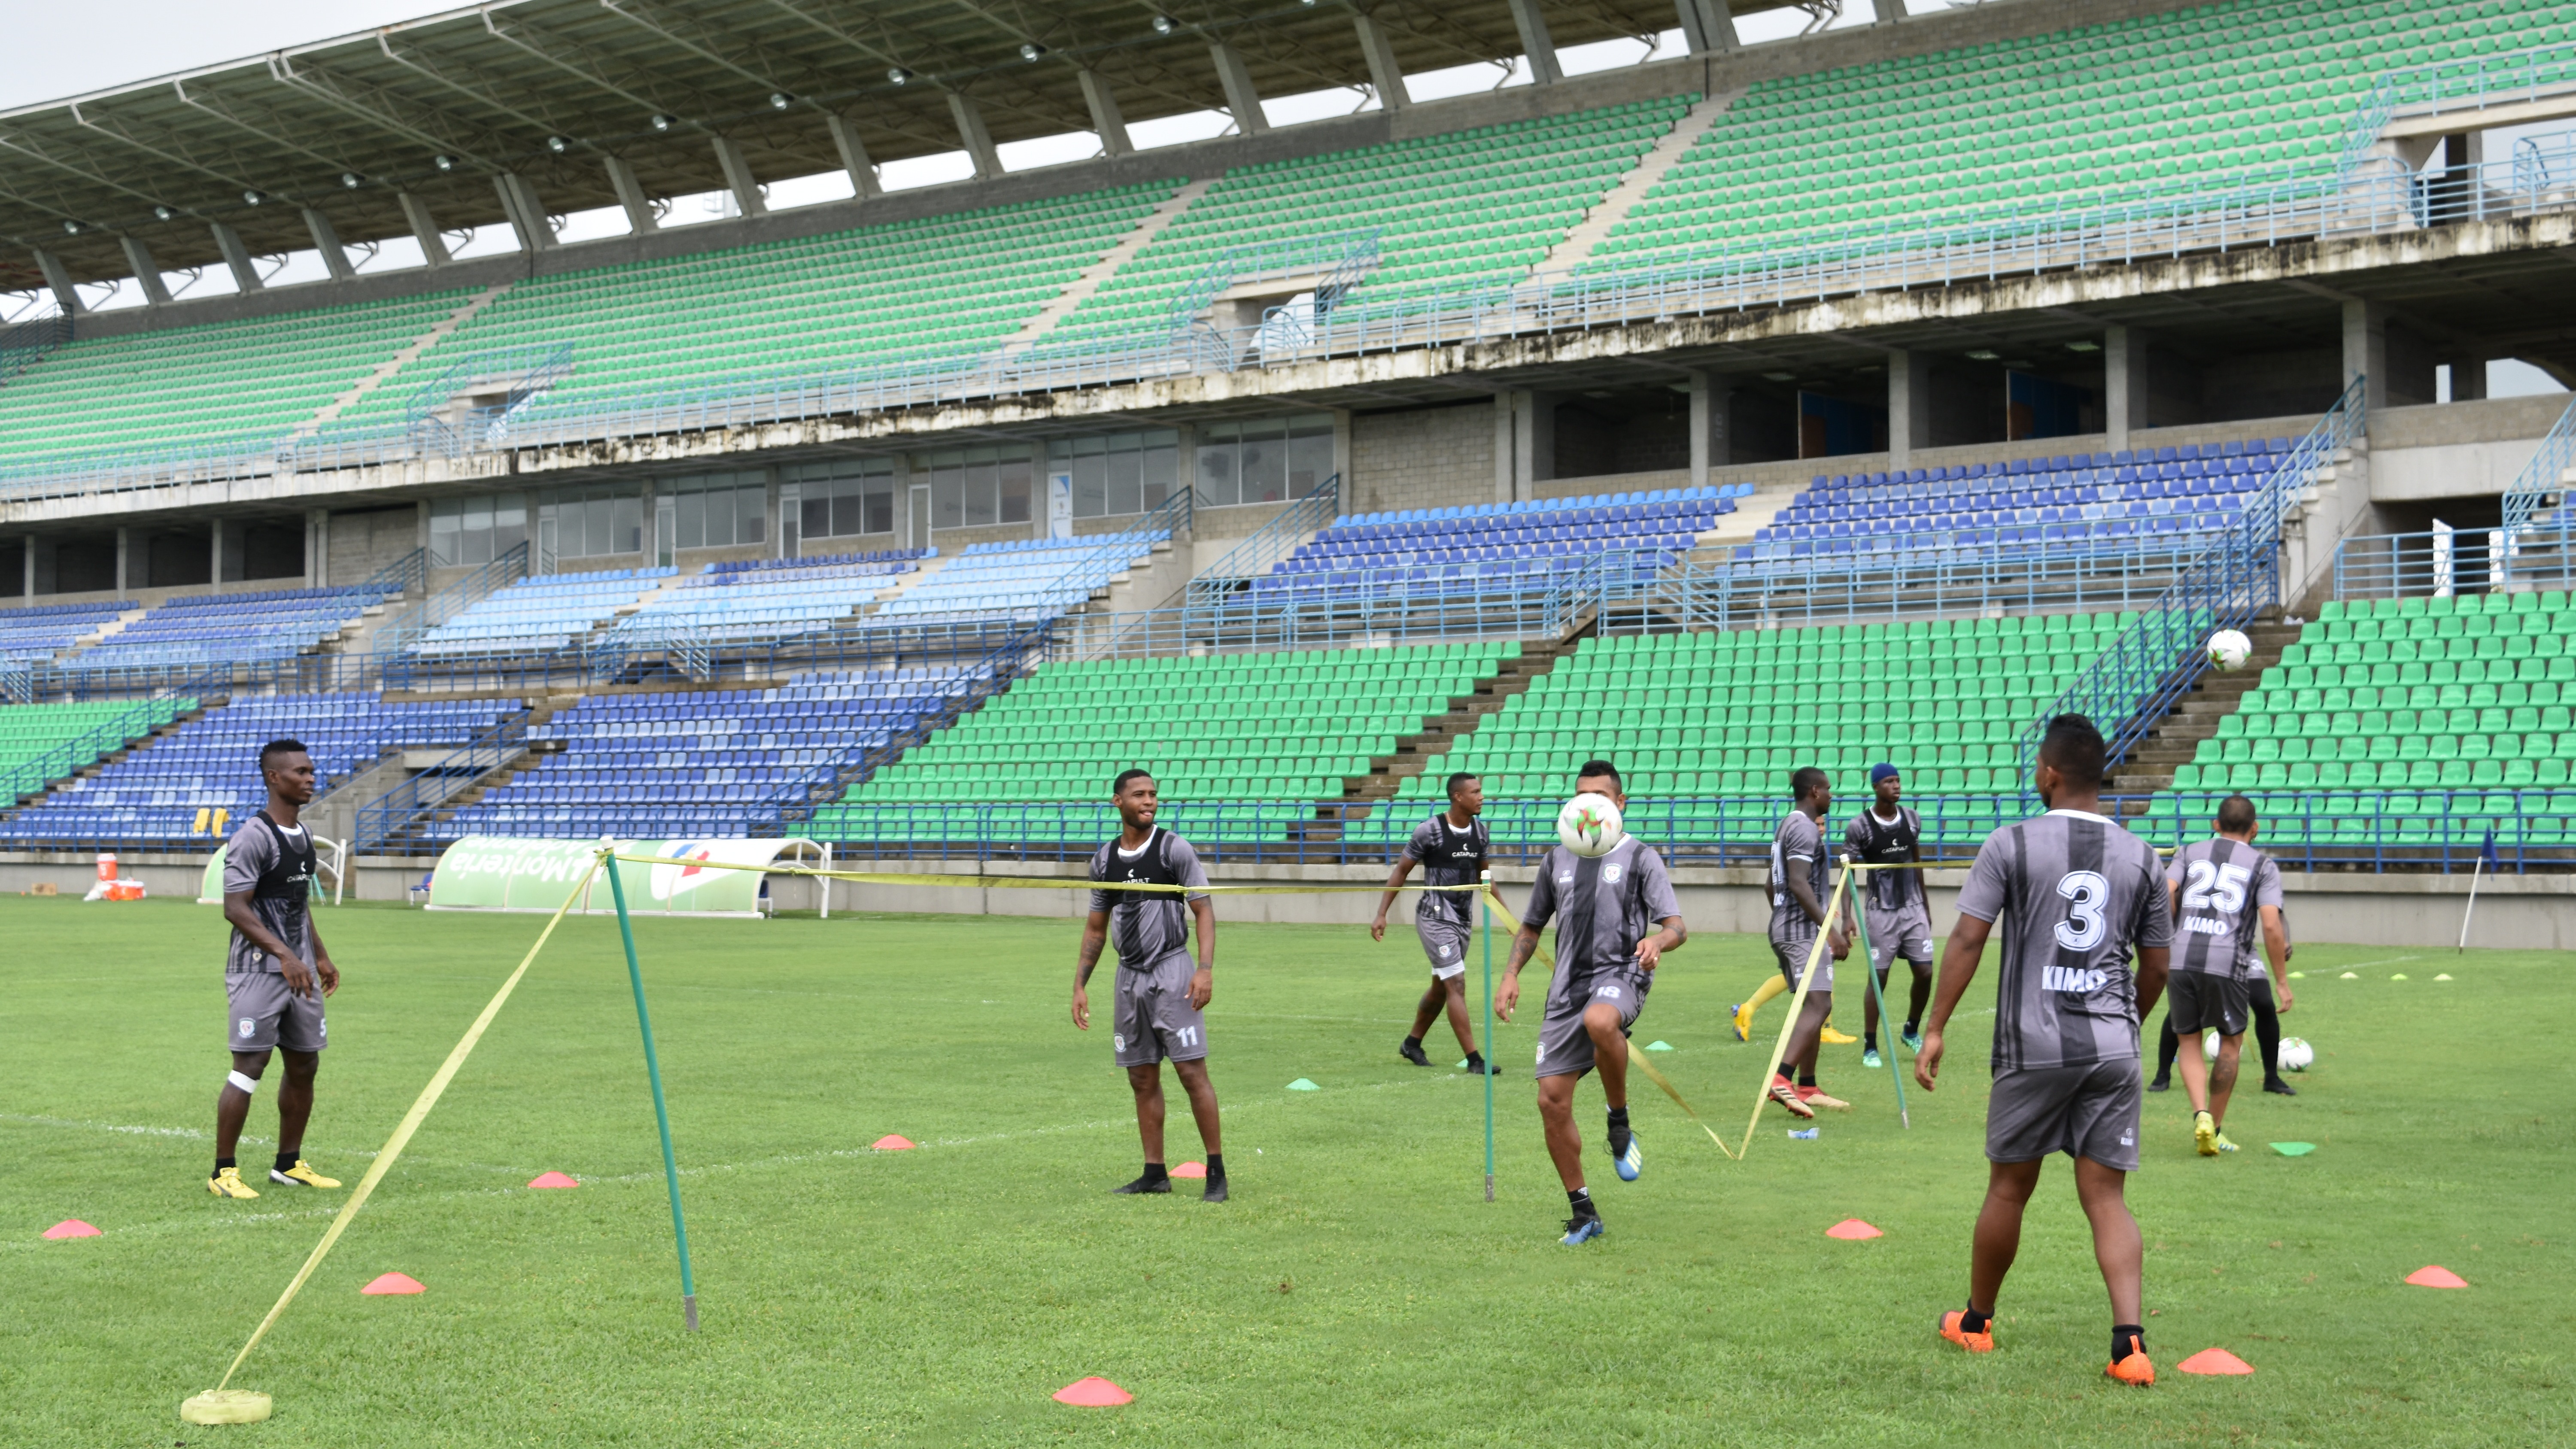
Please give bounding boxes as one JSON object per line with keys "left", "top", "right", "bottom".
{"left": 1735, "top": 863, "right": 1851, "bottom": 1161}
{"left": 598, "top": 854, "right": 1492, "bottom": 899}
{"left": 182, "top": 857, "right": 604, "bottom": 1428}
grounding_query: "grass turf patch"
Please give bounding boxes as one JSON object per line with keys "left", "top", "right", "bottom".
{"left": 3, "top": 896, "right": 2568, "bottom": 1446}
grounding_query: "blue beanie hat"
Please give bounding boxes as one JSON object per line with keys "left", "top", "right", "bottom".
{"left": 1869, "top": 762, "right": 1901, "bottom": 785}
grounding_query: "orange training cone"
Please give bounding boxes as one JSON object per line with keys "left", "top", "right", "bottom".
{"left": 2178, "top": 1348, "right": 2255, "bottom": 1375}
{"left": 360, "top": 1272, "right": 426, "bottom": 1295}
{"left": 1052, "top": 1377, "right": 1133, "bottom": 1406}
{"left": 528, "top": 1171, "right": 578, "bottom": 1189}
{"left": 872, "top": 1135, "right": 915, "bottom": 1151}
{"left": 1169, "top": 1162, "right": 1207, "bottom": 1179}
{"left": 1824, "top": 1219, "right": 1883, "bottom": 1239}
{"left": 2405, "top": 1265, "right": 2468, "bottom": 1288}
{"left": 42, "top": 1219, "right": 101, "bottom": 1239}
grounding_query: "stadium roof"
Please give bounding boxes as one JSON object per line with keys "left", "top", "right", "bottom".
{"left": 0, "top": 0, "right": 1805, "bottom": 291}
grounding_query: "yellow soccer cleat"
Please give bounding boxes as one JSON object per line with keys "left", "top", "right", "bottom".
{"left": 270, "top": 1160, "right": 342, "bottom": 1189}
{"left": 2193, "top": 1111, "right": 2218, "bottom": 1157}
{"left": 1731, "top": 1001, "right": 1756, "bottom": 1042}
{"left": 207, "top": 1167, "right": 261, "bottom": 1199}
{"left": 1819, "top": 1025, "right": 1860, "bottom": 1045}
{"left": 2211, "top": 1134, "right": 2239, "bottom": 1154}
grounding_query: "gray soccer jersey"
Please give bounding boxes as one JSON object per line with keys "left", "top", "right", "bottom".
{"left": 224, "top": 813, "right": 316, "bottom": 976}
{"left": 1768, "top": 809, "right": 1829, "bottom": 937}
{"left": 2166, "top": 837, "right": 2283, "bottom": 981}
{"left": 1954, "top": 808, "right": 2173, "bottom": 1073}
{"left": 1520, "top": 836, "right": 1681, "bottom": 1011}
{"left": 1401, "top": 812, "right": 1488, "bottom": 927}
{"left": 1844, "top": 805, "right": 1923, "bottom": 912}
{"left": 1087, "top": 828, "right": 1210, "bottom": 969}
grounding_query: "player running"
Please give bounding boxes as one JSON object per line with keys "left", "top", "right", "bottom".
{"left": 1916, "top": 714, "right": 2172, "bottom": 1386}
{"left": 1766, "top": 767, "right": 1851, "bottom": 1117}
{"left": 1844, "top": 763, "right": 1934, "bottom": 1070}
{"left": 2159, "top": 796, "right": 2291, "bottom": 1156}
{"left": 1495, "top": 761, "right": 1686, "bottom": 1246}
{"left": 1072, "top": 769, "right": 1227, "bottom": 1203}
{"left": 1372, "top": 771, "right": 1498, "bottom": 1075}
{"left": 209, "top": 739, "right": 343, "bottom": 1200}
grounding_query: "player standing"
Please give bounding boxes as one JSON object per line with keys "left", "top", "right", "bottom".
{"left": 209, "top": 739, "right": 343, "bottom": 1199}
{"left": 2160, "top": 796, "right": 2291, "bottom": 1156}
{"left": 1495, "top": 761, "right": 1686, "bottom": 1245}
{"left": 1370, "top": 771, "right": 1497, "bottom": 1075}
{"left": 1766, "top": 767, "right": 1850, "bottom": 1116}
{"left": 1072, "top": 769, "right": 1227, "bottom": 1203}
{"left": 1845, "top": 763, "right": 1934, "bottom": 1070}
{"left": 1916, "top": 714, "right": 2172, "bottom": 1385}
{"left": 2152, "top": 900, "right": 2297, "bottom": 1098}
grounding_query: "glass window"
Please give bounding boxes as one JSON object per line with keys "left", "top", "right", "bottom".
{"left": 536, "top": 486, "right": 644, "bottom": 562}
{"left": 427, "top": 492, "right": 527, "bottom": 567}
{"left": 1051, "top": 431, "right": 1180, "bottom": 519}
{"left": 1192, "top": 416, "right": 1329, "bottom": 509}
{"left": 662, "top": 471, "right": 766, "bottom": 550}
{"left": 921, "top": 444, "right": 1033, "bottom": 531}
{"left": 785, "top": 459, "right": 897, "bottom": 542}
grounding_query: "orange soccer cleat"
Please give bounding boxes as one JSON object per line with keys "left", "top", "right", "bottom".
{"left": 1939, "top": 1310, "right": 1995, "bottom": 1354}
{"left": 2106, "top": 1349, "right": 2157, "bottom": 1386}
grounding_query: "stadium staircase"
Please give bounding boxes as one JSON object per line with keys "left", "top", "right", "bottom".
{"left": 2107, "top": 614, "right": 2303, "bottom": 799}
{"left": 1529, "top": 92, "right": 1737, "bottom": 279}
{"left": 296, "top": 281, "right": 516, "bottom": 435}
{"left": 1326, "top": 635, "right": 1578, "bottom": 826}
{"left": 1001, "top": 178, "right": 1217, "bottom": 357}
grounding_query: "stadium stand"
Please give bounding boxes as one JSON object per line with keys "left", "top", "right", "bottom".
{"left": 445, "top": 666, "right": 989, "bottom": 841}
{"left": 876, "top": 535, "right": 1167, "bottom": 621}
{"left": 0, "top": 601, "right": 131, "bottom": 662}
{"left": 1258, "top": 487, "right": 1739, "bottom": 601}
{"left": 1586, "top": 0, "right": 2576, "bottom": 268}
{"left": 815, "top": 642, "right": 1513, "bottom": 838}
{"left": 607, "top": 551, "right": 926, "bottom": 647}
{"left": 413, "top": 568, "right": 674, "bottom": 658}
{"left": 0, "top": 699, "right": 193, "bottom": 796}
{"left": 0, "top": 291, "right": 470, "bottom": 469}
{"left": 0, "top": 692, "right": 506, "bottom": 846}
{"left": 1039, "top": 99, "right": 1692, "bottom": 350}
{"left": 1746, "top": 441, "right": 2293, "bottom": 565}
{"left": 69, "top": 586, "right": 398, "bottom": 671}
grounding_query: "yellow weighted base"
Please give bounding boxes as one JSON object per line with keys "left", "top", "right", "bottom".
{"left": 182, "top": 1389, "right": 272, "bottom": 1425}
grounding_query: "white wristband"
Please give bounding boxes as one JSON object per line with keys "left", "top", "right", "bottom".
{"left": 227, "top": 1070, "right": 260, "bottom": 1095}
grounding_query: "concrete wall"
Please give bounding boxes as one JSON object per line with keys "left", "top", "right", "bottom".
{"left": 326, "top": 506, "right": 422, "bottom": 586}
{"left": 1351, "top": 403, "right": 1495, "bottom": 513}
{"left": 2368, "top": 394, "right": 2572, "bottom": 504}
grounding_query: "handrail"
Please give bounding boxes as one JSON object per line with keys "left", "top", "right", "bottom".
{"left": 368, "top": 539, "right": 532, "bottom": 684}
{"left": 352, "top": 705, "right": 533, "bottom": 853}
{"left": 0, "top": 694, "right": 193, "bottom": 802}
{"left": 2501, "top": 394, "right": 2576, "bottom": 539}
{"left": 2020, "top": 377, "right": 2366, "bottom": 783}
{"left": 2331, "top": 526, "right": 2576, "bottom": 601}
{"left": 354, "top": 546, "right": 428, "bottom": 603}
{"left": 1183, "top": 474, "right": 1340, "bottom": 610}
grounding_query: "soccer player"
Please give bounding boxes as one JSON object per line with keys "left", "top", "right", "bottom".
{"left": 1370, "top": 771, "right": 1497, "bottom": 1075}
{"left": 1494, "top": 761, "right": 1686, "bottom": 1246}
{"left": 1072, "top": 769, "right": 1227, "bottom": 1203}
{"left": 1766, "top": 767, "right": 1851, "bottom": 1117}
{"left": 1915, "top": 714, "right": 2172, "bottom": 1386}
{"left": 2158, "top": 795, "right": 2291, "bottom": 1155}
{"left": 1845, "top": 762, "right": 1934, "bottom": 1070}
{"left": 209, "top": 739, "right": 343, "bottom": 1199}
{"left": 2152, "top": 904, "right": 2298, "bottom": 1097}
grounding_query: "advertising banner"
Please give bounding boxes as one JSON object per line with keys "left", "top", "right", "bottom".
{"left": 425, "top": 836, "right": 817, "bottom": 917}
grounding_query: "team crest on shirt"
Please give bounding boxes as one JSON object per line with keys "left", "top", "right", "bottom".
{"left": 1112, "top": 1035, "right": 1126, "bottom": 1051}
{"left": 238, "top": 1018, "right": 254, "bottom": 1037}
{"left": 1602, "top": 863, "right": 1624, "bottom": 884}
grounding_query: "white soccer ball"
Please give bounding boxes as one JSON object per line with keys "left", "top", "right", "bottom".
{"left": 1556, "top": 792, "right": 1625, "bottom": 858}
{"left": 2279, "top": 1037, "right": 2315, "bottom": 1072}
{"left": 2207, "top": 628, "right": 2252, "bottom": 671}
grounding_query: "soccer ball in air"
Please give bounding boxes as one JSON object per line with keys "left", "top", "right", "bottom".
{"left": 1556, "top": 792, "right": 1625, "bottom": 858}
{"left": 2207, "top": 629, "right": 2253, "bottom": 671}
{"left": 2278, "top": 1037, "right": 2315, "bottom": 1072}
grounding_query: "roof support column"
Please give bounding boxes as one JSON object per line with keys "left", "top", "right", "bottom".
{"left": 2105, "top": 325, "right": 2149, "bottom": 453}
{"left": 710, "top": 135, "right": 768, "bottom": 216}
{"left": 302, "top": 208, "right": 356, "bottom": 281}
{"left": 1353, "top": 11, "right": 1410, "bottom": 111}
{"left": 494, "top": 173, "right": 556, "bottom": 252}
{"left": 826, "top": 113, "right": 883, "bottom": 200}
{"left": 118, "top": 236, "right": 173, "bottom": 306}
{"left": 210, "top": 223, "right": 264, "bottom": 292}
{"left": 1888, "top": 348, "right": 1933, "bottom": 467}
{"left": 601, "top": 157, "right": 659, "bottom": 234}
{"left": 1209, "top": 41, "right": 1268, "bottom": 135}
{"left": 946, "top": 93, "right": 1003, "bottom": 179}
{"left": 1676, "top": 1, "right": 1738, "bottom": 54}
{"left": 32, "top": 248, "right": 83, "bottom": 315}
{"left": 397, "top": 193, "right": 452, "bottom": 265}
{"left": 1504, "top": 0, "right": 1563, "bottom": 85}
{"left": 1078, "top": 68, "right": 1133, "bottom": 156}
{"left": 2343, "top": 299, "right": 2386, "bottom": 414}
{"left": 1688, "top": 370, "right": 1733, "bottom": 484}
{"left": 1877, "top": 0, "right": 1909, "bottom": 19}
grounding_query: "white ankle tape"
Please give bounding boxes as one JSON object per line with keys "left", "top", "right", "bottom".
{"left": 227, "top": 1070, "right": 260, "bottom": 1095}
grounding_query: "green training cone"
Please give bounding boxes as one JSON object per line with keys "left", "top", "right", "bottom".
{"left": 1645, "top": 1041, "right": 1674, "bottom": 1052}
{"left": 2271, "top": 1142, "right": 2316, "bottom": 1157}
{"left": 1286, "top": 1078, "right": 1320, "bottom": 1091}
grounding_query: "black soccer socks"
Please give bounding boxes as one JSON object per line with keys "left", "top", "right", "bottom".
{"left": 2113, "top": 1325, "right": 2147, "bottom": 1363}
{"left": 1606, "top": 1106, "right": 1632, "bottom": 1158}
{"left": 1959, "top": 1303, "right": 1992, "bottom": 1334}
{"left": 274, "top": 1150, "right": 301, "bottom": 1174}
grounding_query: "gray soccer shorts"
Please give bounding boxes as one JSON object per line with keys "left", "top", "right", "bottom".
{"left": 1416, "top": 913, "right": 1470, "bottom": 982}
{"left": 1770, "top": 923, "right": 1832, "bottom": 993}
{"left": 1112, "top": 953, "right": 1208, "bottom": 1069}
{"left": 1534, "top": 966, "right": 1650, "bottom": 1079}
{"left": 1986, "top": 1059, "right": 2143, "bottom": 1172}
{"left": 1862, "top": 901, "right": 1935, "bottom": 973}
{"left": 225, "top": 971, "right": 327, "bottom": 1055}
{"left": 2165, "top": 971, "right": 2249, "bottom": 1038}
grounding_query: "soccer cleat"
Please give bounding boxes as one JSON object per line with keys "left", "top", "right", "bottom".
{"left": 207, "top": 1167, "right": 260, "bottom": 1200}
{"left": 1938, "top": 1310, "right": 1995, "bottom": 1354}
{"left": 1797, "top": 1086, "right": 1853, "bottom": 1112}
{"left": 1398, "top": 1039, "right": 1433, "bottom": 1067}
{"left": 1862, "top": 1047, "right": 1883, "bottom": 1069}
{"left": 269, "top": 1160, "right": 340, "bottom": 1189}
{"left": 1463, "top": 1053, "right": 1501, "bottom": 1077}
{"left": 1729, "top": 1002, "right": 1752, "bottom": 1042}
{"left": 1902, "top": 1025, "right": 1923, "bottom": 1052}
{"left": 2193, "top": 1111, "right": 2219, "bottom": 1157}
{"left": 1110, "top": 1174, "right": 1173, "bottom": 1195}
{"left": 1769, "top": 1078, "right": 1816, "bottom": 1119}
{"left": 1819, "top": 1025, "right": 1860, "bottom": 1045}
{"left": 1559, "top": 1212, "right": 1606, "bottom": 1246}
{"left": 2147, "top": 1076, "right": 2172, "bottom": 1093}
{"left": 2212, "top": 1133, "right": 2239, "bottom": 1154}
{"left": 2263, "top": 1078, "right": 2298, "bottom": 1097}
{"left": 1202, "top": 1177, "right": 1229, "bottom": 1204}
{"left": 2106, "top": 1350, "right": 2157, "bottom": 1386}
{"left": 1611, "top": 1131, "right": 1643, "bottom": 1182}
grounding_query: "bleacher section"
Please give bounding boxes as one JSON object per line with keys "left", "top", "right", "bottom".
{"left": 70, "top": 586, "right": 396, "bottom": 671}
{"left": 816, "top": 643, "right": 1511, "bottom": 838}
{"left": 1362, "top": 614, "right": 2133, "bottom": 847}
{"left": 0, "top": 692, "right": 505, "bottom": 846}
{"left": 414, "top": 568, "right": 674, "bottom": 658}
{"left": 1589, "top": 0, "right": 2572, "bottom": 269}
{"left": 445, "top": 667, "right": 987, "bottom": 841}
{"left": 0, "top": 601, "right": 130, "bottom": 662}
{"left": 877, "top": 535, "right": 1166, "bottom": 621}
{"left": 608, "top": 551, "right": 925, "bottom": 646}
{"left": 0, "top": 699, "right": 193, "bottom": 794}
{"left": 1040, "top": 100, "right": 1691, "bottom": 350}
{"left": 1258, "top": 487, "right": 1738, "bottom": 602}
{"left": 1747, "top": 441, "right": 2292, "bottom": 566}
{"left": 347, "top": 188, "right": 1171, "bottom": 420}
{"left": 0, "top": 292, "right": 469, "bottom": 469}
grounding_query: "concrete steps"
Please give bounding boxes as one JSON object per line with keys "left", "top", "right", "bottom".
{"left": 2109, "top": 616, "right": 2301, "bottom": 801}
{"left": 1530, "top": 91, "right": 1739, "bottom": 278}
{"left": 1001, "top": 177, "right": 1217, "bottom": 357}
{"left": 1310, "top": 637, "right": 1579, "bottom": 837}
{"left": 298, "top": 280, "right": 517, "bottom": 435}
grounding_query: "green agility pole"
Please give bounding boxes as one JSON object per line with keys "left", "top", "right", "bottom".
{"left": 1845, "top": 869, "right": 1911, "bottom": 1129}
{"left": 1480, "top": 870, "right": 1496, "bottom": 1203}
{"left": 602, "top": 850, "right": 702, "bottom": 1331}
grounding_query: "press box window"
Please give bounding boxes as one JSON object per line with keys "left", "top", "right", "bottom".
{"left": 923, "top": 445, "right": 1034, "bottom": 530}
{"left": 665, "top": 471, "right": 767, "bottom": 550}
{"left": 428, "top": 492, "right": 527, "bottom": 568}
{"left": 539, "top": 486, "right": 644, "bottom": 560}
{"left": 1049, "top": 431, "right": 1179, "bottom": 519}
{"left": 1197, "top": 415, "right": 1332, "bottom": 508}
{"left": 787, "top": 461, "right": 897, "bottom": 539}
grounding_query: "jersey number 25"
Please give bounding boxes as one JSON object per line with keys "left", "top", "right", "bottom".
{"left": 2181, "top": 860, "right": 2251, "bottom": 914}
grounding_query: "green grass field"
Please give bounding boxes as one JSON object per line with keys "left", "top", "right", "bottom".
{"left": 4, "top": 895, "right": 2568, "bottom": 1447}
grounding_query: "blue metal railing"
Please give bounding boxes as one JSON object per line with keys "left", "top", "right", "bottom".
{"left": 0, "top": 695, "right": 194, "bottom": 802}
{"left": 1608, "top": 537, "right": 2214, "bottom": 634}
{"left": 2021, "top": 377, "right": 2367, "bottom": 779}
{"left": 2337, "top": 39, "right": 2576, "bottom": 176}
{"left": 2502, "top": 394, "right": 2576, "bottom": 540}
{"left": 368, "top": 540, "right": 533, "bottom": 686}
{"left": 1183, "top": 474, "right": 1341, "bottom": 610}
{"left": 355, "top": 546, "right": 429, "bottom": 604}
{"left": 352, "top": 706, "right": 533, "bottom": 853}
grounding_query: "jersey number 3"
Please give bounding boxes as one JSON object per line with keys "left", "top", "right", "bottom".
{"left": 2181, "top": 860, "right": 2251, "bottom": 914}
{"left": 2054, "top": 871, "right": 2110, "bottom": 951}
